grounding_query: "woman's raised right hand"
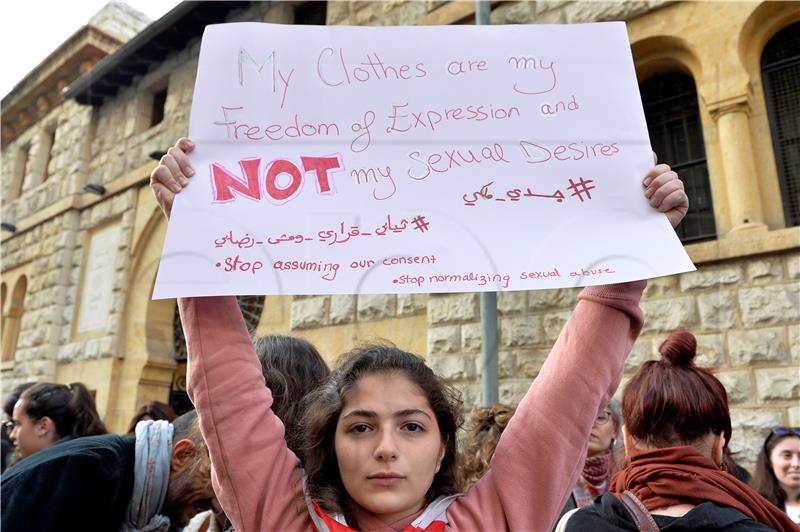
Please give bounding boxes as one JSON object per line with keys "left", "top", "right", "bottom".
{"left": 149, "top": 137, "right": 196, "bottom": 218}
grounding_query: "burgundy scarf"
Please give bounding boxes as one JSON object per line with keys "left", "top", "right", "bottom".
{"left": 611, "top": 446, "right": 799, "bottom": 531}
{"left": 583, "top": 454, "right": 611, "bottom": 496}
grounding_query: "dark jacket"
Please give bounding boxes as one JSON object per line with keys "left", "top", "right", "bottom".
{"left": 563, "top": 492, "right": 776, "bottom": 531}
{"left": 556, "top": 493, "right": 578, "bottom": 528}
{"left": 1, "top": 434, "right": 136, "bottom": 532}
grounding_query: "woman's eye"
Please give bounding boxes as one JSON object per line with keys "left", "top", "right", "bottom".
{"left": 349, "top": 424, "right": 371, "bottom": 433}
{"left": 404, "top": 422, "right": 423, "bottom": 432}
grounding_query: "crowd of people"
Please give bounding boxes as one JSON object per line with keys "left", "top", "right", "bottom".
{"left": 0, "top": 139, "right": 797, "bottom": 531}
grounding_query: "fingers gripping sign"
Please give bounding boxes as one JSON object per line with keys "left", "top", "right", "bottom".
{"left": 150, "top": 137, "right": 196, "bottom": 218}
{"left": 643, "top": 158, "right": 688, "bottom": 229}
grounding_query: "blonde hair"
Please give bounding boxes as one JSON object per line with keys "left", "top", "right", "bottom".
{"left": 462, "top": 404, "right": 515, "bottom": 488}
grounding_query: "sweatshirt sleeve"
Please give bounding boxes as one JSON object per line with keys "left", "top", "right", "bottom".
{"left": 179, "top": 296, "right": 311, "bottom": 532}
{"left": 446, "top": 281, "right": 646, "bottom": 532}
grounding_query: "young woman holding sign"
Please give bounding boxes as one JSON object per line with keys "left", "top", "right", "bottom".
{"left": 151, "top": 137, "right": 689, "bottom": 531}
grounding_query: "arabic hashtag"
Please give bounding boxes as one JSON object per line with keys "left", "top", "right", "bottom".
{"left": 411, "top": 215, "right": 430, "bottom": 233}
{"left": 567, "top": 177, "right": 595, "bottom": 202}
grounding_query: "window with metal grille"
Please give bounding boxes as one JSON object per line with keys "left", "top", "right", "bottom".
{"left": 762, "top": 21, "right": 800, "bottom": 227}
{"left": 170, "top": 296, "right": 265, "bottom": 414}
{"left": 640, "top": 72, "right": 716, "bottom": 243}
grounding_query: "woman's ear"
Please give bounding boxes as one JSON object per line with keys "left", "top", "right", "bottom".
{"left": 436, "top": 441, "right": 446, "bottom": 473}
{"left": 36, "top": 416, "right": 56, "bottom": 440}
{"left": 713, "top": 433, "right": 726, "bottom": 467}
{"left": 623, "top": 426, "right": 634, "bottom": 454}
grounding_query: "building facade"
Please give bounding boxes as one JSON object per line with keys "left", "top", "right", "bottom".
{"left": 1, "top": 0, "right": 798, "bottom": 469}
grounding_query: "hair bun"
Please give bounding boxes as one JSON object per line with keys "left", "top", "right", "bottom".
{"left": 659, "top": 330, "right": 697, "bottom": 367}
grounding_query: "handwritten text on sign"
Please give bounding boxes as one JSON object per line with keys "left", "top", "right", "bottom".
{"left": 153, "top": 22, "right": 694, "bottom": 298}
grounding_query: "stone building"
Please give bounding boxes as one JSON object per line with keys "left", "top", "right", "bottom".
{"left": 1, "top": 1, "right": 798, "bottom": 469}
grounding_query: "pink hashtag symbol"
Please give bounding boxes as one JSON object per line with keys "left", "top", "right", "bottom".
{"left": 567, "top": 177, "right": 595, "bottom": 202}
{"left": 411, "top": 215, "right": 430, "bottom": 232}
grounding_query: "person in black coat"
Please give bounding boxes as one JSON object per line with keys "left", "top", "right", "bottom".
{"left": 1, "top": 409, "right": 221, "bottom": 532}
{"left": 564, "top": 490, "right": 776, "bottom": 531}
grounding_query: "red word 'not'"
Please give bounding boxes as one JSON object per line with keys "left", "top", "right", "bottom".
{"left": 211, "top": 156, "right": 343, "bottom": 204}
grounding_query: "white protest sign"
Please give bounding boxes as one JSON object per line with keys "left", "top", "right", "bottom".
{"left": 153, "top": 22, "right": 695, "bottom": 299}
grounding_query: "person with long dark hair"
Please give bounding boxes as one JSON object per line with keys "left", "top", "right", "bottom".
{"left": 151, "top": 137, "right": 690, "bottom": 531}
{"left": 127, "top": 401, "right": 177, "bottom": 434}
{"left": 752, "top": 428, "right": 800, "bottom": 524}
{"left": 254, "top": 334, "right": 330, "bottom": 457}
{"left": 8, "top": 381, "right": 107, "bottom": 460}
{"left": 558, "top": 331, "right": 799, "bottom": 531}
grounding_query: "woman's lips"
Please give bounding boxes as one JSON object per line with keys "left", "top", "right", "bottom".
{"left": 368, "top": 473, "right": 404, "bottom": 487}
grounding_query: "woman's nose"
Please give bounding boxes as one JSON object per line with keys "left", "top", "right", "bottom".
{"left": 373, "top": 429, "right": 399, "bottom": 461}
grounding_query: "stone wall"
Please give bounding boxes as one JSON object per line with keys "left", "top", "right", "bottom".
{"left": 87, "top": 2, "right": 152, "bottom": 42}
{"left": 326, "top": 0, "right": 669, "bottom": 25}
{"left": 1, "top": 101, "right": 94, "bottom": 222}
{"left": 1, "top": 213, "right": 75, "bottom": 382}
{"left": 285, "top": 293, "right": 429, "bottom": 365}
{"left": 55, "top": 190, "right": 139, "bottom": 364}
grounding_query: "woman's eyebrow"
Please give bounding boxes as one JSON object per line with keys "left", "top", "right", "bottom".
{"left": 341, "top": 409, "right": 377, "bottom": 420}
{"left": 394, "top": 408, "right": 432, "bottom": 420}
{"left": 341, "top": 408, "right": 432, "bottom": 420}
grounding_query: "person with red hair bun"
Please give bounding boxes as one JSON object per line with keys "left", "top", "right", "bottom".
{"left": 557, "top": 330, "right": 799, "bottom": 531}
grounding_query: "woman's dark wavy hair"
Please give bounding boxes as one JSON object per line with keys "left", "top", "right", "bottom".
{"left": 751, "top": 430, "right": 800, "bottom": 506}
{"left": 301, "top": 343, "right": 463, "bottom": 526}
{"left": 254, "top": 334, "right": 329, "bottom": 456}
{"left": 126, "top": 401, "right": 177, "bottom": 434}
{"left": 19, "top": 382, "right": 107, "bottom": 439}
{"left": 4, "top": 382, "right": 36, "bottom": 418}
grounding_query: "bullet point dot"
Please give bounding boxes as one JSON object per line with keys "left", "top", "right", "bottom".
{"left": 215, "top": 262, "right": 221, "bottom": 267}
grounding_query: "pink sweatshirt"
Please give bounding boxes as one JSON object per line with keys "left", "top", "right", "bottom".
{"left": 180, "top": 281, "right": 645, "bottom": 532}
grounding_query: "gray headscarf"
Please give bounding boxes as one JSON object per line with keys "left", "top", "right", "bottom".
{"left": 120, "top": 419, "right": 174, "bottom": 532}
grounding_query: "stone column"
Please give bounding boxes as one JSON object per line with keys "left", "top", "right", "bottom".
{"left": 709, "top": 96, "right": 767, "bottom": 234}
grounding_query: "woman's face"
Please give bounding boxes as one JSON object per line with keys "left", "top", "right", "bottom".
{"left": 334, "top": 372, "right": 446, "bottom": 525}
{"left": 587, "top": 409, "right": 617, "bottom": 457}
{"left": 9, "top": 400, "right": 57, "bottom": 459}
{"left": 770, "top": 436, "right": 800, "bottom": 494}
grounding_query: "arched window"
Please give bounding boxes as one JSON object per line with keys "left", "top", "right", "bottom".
{"left": 641, "top": 72, "right": 716, "bottom": 243}
{"left": 2, "top": 276, "right": 27, "bottom": 362}
{"left": 762, "top": 21, "right": 800, "bottom": 227}
{"left": 169, "top": 295, "right": 265, "bottom": 413}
